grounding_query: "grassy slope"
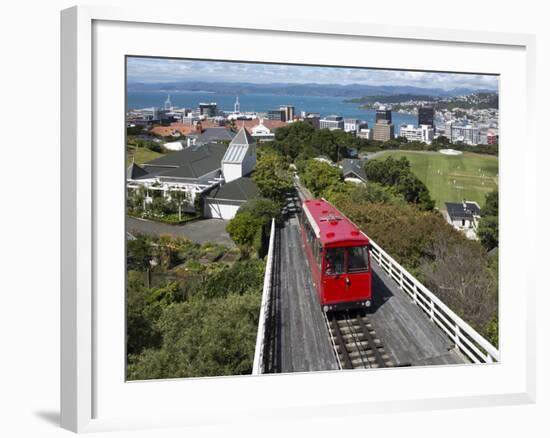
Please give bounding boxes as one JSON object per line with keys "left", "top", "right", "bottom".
{"left": 373, "top": 151, "right": 498, "bottom": 210}
{"left": 126, "top": 146, "right": 166, "bottom": 166}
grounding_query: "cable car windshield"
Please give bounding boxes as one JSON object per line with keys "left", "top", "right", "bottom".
{"left": 324, "top": 246, "right": 369, "bottom": 275}
{"left": 325, "top": 248, "right": 345, "bottom": 275}
{"left": 347, "top": 246, "right": 369, "bottom": 273}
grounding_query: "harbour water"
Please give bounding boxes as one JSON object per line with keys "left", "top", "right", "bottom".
{"left": 127, "top": 91, "right": 418, "bottom": 127}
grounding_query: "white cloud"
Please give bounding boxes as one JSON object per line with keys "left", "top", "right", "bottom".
{"left": 126, "top": 57, "right": 498, "bottom": 91}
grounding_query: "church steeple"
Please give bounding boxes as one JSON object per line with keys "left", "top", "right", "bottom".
{"left": 164, "top": 94, "right": 172, "bottom": 111}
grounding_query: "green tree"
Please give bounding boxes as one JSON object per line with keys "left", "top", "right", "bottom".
{"left": 433, "top": 135, "right": 451, "bottom": 146}
{"left": 127, "top": 291, "right": 261, "bottom": 380}
{"left": 481, "top": 190, "right": 499, "bottom": 216}
{"left": 301, "top": 159, "right": 342, "bottom": 197}
{"left": 226, "top": 211, "right": 265, "bottom": 250}
{"left": 364, "top": 157, "right": 434, "bottom": 210}
{"left": 237, "top": 197, "right": 281, "bottom": 224}
{"left": 252, "top": 153, "right": 293, "bottom": 205}
{"left": 478, "top": 190, "right": 499, "bottom": 250}
{"left": 126, "top": 271, "right": 162, "bottom": 356}
{"left": 478, "top": 215, "right": 499, "bottom": 250}
{"left": 127, "top": 235, "right": 153, "bottom": 271}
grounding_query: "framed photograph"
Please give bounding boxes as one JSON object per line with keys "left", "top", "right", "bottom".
{"left": 61, "top": 5, "right": 536, "bottom": 433}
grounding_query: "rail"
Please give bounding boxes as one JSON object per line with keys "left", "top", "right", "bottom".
{"left": 369, "top": 240, "right": 499, "bottom": 364}
{"left": 252, "top": 218, "right": 276, "bottom": 375}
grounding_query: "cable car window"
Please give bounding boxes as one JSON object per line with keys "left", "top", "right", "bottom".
{"left": 347, "top": 246, "right": 369, "bottom": 273}
{"left": 325, "top": 248, "right": 346, "bottom": 275}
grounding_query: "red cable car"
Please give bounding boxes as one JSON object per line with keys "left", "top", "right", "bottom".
{"left": 299, "top": 198, "right": 372, "bottom": 312}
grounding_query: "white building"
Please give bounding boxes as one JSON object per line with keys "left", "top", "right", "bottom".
{"left": 250, "top": 119, "right": 275, "bottom": 142}
{"left": 320, "top": 115, "right": 344, "bottom": 130}
{"left": 445, "top": 201, "right": 481, "bottom": 240}
{"left": 163, "top": 141, "right": 184, "bottom": 151}
{"left": 126, "top": 144, "right": 226, "bottom": 205}
{"left": 128, "top": 127, "right": 261, "bottom": 221}
{"left": 357, "top": 128, "right": 373, "bottom": 140}
{"left": 344, "top": 118, "right": 361, "bottom": 133}
{"left": 203, "top": 128, "right": 259, "bottom": 219}
{"left": 451, "top": 125, "right": 481, "bottom": 145}
{"left": 221, "top": 127, "right": 257, "bottom": 183}
{"left": 399, "top": 124, "right": 434, "bottom": 144}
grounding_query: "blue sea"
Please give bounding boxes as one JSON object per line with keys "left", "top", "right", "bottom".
{"left": 127, "top": 91, "right": 418, "bottom": 127}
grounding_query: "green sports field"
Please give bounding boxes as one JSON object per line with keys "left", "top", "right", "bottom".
{"left": 372, "top": 150, "right": 499, "bottom": 210}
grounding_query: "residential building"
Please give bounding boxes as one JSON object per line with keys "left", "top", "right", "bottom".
{"left": 320, "top": 115, "right": 344, "bottom": 130}
{"left": 250, "top": 119, "right": 275, "bottom": 142}
{"left": 445, "top": 201, "right": 481, "bottom": 240}
{"left": 237, "top": 119, "right": 287, "bottom": 134}
{"left": 193, "top": 127, "right": 236, "bottom": 145}
{"left": 340, "top": 159, "right": 367, "bottom": 184}
{"left": 203, "top": 176, "right": 259, "bottom": 220}
{"left": 203, "top": 128, "right": 259, "bottom": 219}
{"left": 126, "top": 143, "right": 227, "bottom": 205}
{"left": 221, "top": 127, "right": 257, "bottom": 183}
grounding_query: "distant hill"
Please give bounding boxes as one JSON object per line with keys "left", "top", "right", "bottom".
{"left": 127, "top": 81, "right": 492, "bottom": 99}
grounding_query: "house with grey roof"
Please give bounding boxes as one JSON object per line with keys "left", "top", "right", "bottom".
{"left": 221, "top": 127, "right": 257, "bottom": 183}
{"left": 203, "top": 128, "right": 259, "bottom": 219}
{"left": 190, "top": 127, "right": 237, "bottom": 145}
{"left": 340, "top": 158, "right": 367, "bottom": 184}
{"left": 126, "top": 143, "right": 227, "bottom": 205}
{"left": 126, "top": 127, "right": 260, "bottom": 220}
{"left": 445, "top": 201, "right": 481, "bottom": 240}
{"left": 203, "top": 176, "right": 259, "bottom": 220}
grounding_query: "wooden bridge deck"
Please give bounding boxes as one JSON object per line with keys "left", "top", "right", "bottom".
{"left": 268, "top": 193, "right": 466, "bottom": 373}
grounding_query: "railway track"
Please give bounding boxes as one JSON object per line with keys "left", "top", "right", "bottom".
{"left": 326, "top": 310, "right": 396, "bottom": 369}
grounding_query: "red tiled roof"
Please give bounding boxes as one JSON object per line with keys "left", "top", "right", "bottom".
{"left": 150, "top": 124, "right": 197, "bottom": 137}
{"left": 236, "top": 119, "right": 288, "bottom": 133}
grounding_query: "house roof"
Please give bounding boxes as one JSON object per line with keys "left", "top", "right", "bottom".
{"left": 135, "top": 143, "right": 227, "bottom": 180}
{"left": 196, "top": 127, "right": 236, "bottom": 143}
{"left": 126, "top": 162, "right": 149, "bottom": 180}
{"left": 341, "top": 158, "right": 367, "bottom": 181}
{"left": 222, "top": 127, "right": 255, "bottom": 163}
{"left": 445, "top": 202, "right": 481, "bottom": 221}
{"left": 150, "top": 124, "right": 197, "bottom": 137}
{"left": 237, "top": 119, "right": 288, "bottom": 133}
{"left": 205, "top": 175, "right": 259, "bottom": 202}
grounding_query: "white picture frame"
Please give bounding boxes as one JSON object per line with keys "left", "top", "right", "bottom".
{"left": 60, "top": 5, "right": 537, "bottom": 433}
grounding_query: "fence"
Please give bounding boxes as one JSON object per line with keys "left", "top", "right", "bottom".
{"left": 252, "top": 219, "right": 276, "bottom": 375}
{"left": 369, "top": 239, "right": 499, "bottom": 364}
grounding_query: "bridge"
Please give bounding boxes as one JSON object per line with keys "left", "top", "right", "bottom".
{"left": 252, "top": 185, "right": 499, "bottom": 375}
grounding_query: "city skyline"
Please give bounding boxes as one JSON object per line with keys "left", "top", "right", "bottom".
{"left": 127, "top": 57, "right": 499, "bottom": 91}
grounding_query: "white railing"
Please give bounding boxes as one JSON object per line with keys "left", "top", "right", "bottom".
{"left": 369, "top": 239, "right": 500, "bottom": 364}
{"left": 252, "top": 218, "right": 276, "bottom": 375}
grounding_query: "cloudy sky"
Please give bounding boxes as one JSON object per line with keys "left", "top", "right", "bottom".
{"left": 127, "top": 57, "right": 498, "bottom": 91}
